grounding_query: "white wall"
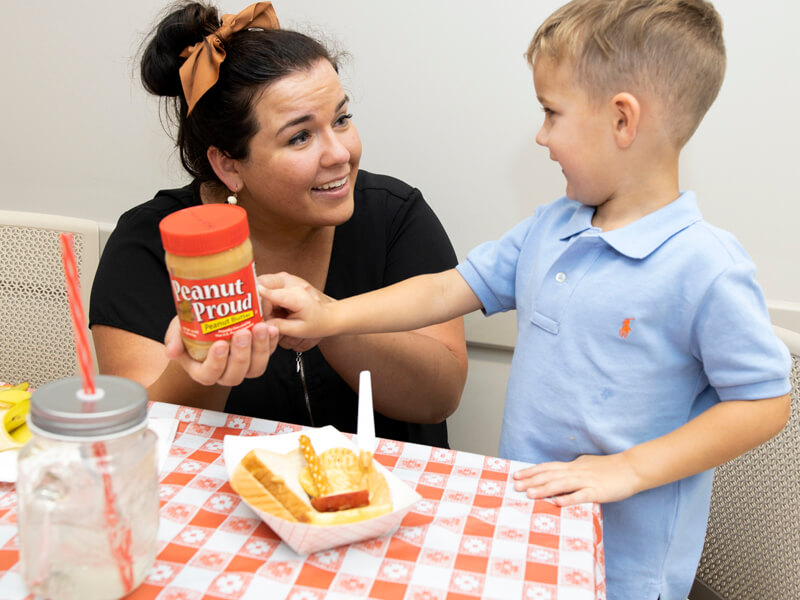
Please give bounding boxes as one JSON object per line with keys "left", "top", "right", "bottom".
{"left": 3, "top": 0, "right": 798, "bottom": 455}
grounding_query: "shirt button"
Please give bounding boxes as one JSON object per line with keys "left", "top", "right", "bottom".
{"left": 555, "top": 272, "right": 567, "bottom": 283}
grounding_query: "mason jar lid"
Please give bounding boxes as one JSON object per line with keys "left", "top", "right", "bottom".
{"left": 30, "top": 376, "right": 148, "bottom": 438}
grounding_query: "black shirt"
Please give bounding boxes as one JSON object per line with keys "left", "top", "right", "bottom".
{"left": 90, "top": 170, "right": 458, "bottom": 447}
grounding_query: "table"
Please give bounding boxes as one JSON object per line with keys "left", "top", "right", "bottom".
{"left": 0, "top": 402, "right": 605, "bottom": 599}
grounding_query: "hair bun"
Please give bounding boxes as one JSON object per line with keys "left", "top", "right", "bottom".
{"left": 141, "top": 2, "right": 220, "bottom": 98}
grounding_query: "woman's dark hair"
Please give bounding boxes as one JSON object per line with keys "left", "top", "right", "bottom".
{"left": 140, "top": 1, "right": 338, "bottom": 185}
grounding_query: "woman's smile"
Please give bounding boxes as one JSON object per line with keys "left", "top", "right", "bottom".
{"left": 312, "top": 175, "right": 350, "bottom": 193}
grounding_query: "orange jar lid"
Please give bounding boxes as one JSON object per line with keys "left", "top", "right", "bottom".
{"left": 159, "top": 204, "right": 250, "bottom": 257}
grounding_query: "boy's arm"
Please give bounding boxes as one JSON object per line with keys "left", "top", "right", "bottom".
{"left": 513, "top": 393, "right": 790, "bottom": 505}
{"left": 260, "top": 268, "right": 482, "bottom": 338}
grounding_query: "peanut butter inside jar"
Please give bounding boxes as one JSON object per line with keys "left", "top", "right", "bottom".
{"left": 159, "top": 204, "right": 262, "bottom": 361}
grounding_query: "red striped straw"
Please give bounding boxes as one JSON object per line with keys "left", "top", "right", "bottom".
{"left": 58, "top": 232, "right": 134, "bottom": 592}
{"left": 59, "top": 233, "right": 96, "bottom": 396}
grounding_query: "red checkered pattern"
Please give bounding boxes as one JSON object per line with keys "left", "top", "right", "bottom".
{"left": 0, "top": 402, "right": 605, "bottom": 599}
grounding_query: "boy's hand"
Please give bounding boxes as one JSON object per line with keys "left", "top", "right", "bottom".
{"left": 512, "top": 453, "right": 642, "bottom": 506}
{"left": 258, "top": 273, "right": 333, "bottom": 348}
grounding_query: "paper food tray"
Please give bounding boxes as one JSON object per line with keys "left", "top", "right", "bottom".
{"left": 224, "top": 426, "right": 421, "bottom": 555}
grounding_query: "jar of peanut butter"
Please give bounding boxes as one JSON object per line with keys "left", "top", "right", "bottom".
{"left": 159, "top": 204, "right": 262, "bottom": 361}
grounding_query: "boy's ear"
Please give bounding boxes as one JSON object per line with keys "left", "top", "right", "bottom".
{"left": 207, "top": 146, "right": 243, "bottom": 193}
{"left": 610, "top": 92, "right": 640, "bottom": 149}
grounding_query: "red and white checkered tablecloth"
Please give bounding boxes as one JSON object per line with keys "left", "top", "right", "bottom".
{"left": 0, "top": 402, "right": 605, "bottom": 600}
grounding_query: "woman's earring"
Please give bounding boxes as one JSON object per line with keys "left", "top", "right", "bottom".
{"left": 227, "top": 191, "right": 238, "bottom": 205}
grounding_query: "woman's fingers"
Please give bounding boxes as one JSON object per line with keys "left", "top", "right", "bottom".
{"left": 166, "top": 319, "right": 278, "bottom": 387}
{"left": 164, "top": 316, "right": 230, "bottom": 385}
{"left": 278, "top": 335, "right": 303, "bottom": 351}
{"left": 216, "top": 329, "right": 254, "bottom": 386}
{"left": 294, "top": 338, "right": 322, "bottom": 352}
{"left": 183, "top": 340, "right": 230, "bottom": 386}
{"left": 278, "top": 334, "right": 322, "bottom": 352}
{"left": 245, "top": 323, "right": 279, "bottom": 378}
{"left": 164, "top": 317, "right": 186, "bottom": 360}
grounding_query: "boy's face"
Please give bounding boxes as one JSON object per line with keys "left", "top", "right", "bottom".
{"left": 533, "top": 57, "right": 619, "bottom": 207}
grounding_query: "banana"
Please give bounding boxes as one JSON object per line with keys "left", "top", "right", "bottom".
{"left": 4, "top": 397, "right": 30, "bottom": 433}
{"left": 0, "top": 382, "right": 31, "bottom": 408}
{"left": 0, "top": 381, "right": 29, "bottom": 392}
{"left": 0, "top": 382, "right": 33, "bottom": 449}
{"left": 9, "top": 422, "right": 31, "bottom": 444}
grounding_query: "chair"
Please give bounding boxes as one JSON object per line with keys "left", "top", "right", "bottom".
{"left": 690, "top": 325, "right": 800, "bottom": 600}
{"left": 0, "top": 210, "right": 100, "bottom": 388}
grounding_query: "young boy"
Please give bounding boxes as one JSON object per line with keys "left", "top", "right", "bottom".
{"left": 260, "top": 0, "right": 792, "bottom": 597}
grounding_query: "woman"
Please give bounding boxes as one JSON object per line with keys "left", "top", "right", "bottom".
{"left": 89, "top": 1, "right": 467, "bottom": 447}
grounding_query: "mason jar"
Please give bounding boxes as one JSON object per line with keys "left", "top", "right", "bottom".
{"left": 16, "top": 376, "right": 160, "bottom": 600}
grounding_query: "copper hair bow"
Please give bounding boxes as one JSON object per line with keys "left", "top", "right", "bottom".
{"left": 179, "top": 2, "right": 280, "bottom": 115}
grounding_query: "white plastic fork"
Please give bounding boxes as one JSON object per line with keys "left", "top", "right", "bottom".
{"left": 357, "top": 371, "right": 376, "bottom": 454}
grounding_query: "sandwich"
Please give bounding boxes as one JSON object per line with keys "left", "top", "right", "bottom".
{"left": 230, "top": 434, "right": 393, "bottom": 526}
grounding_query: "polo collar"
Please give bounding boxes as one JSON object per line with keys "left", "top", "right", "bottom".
{"left": 558, "top": 191, "right": 703, "bottom": 259}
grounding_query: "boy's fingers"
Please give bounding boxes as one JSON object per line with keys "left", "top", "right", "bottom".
{"left": 514, "top": 475, "right": 551, "bottom": 493}
{"left": 513, "top": 467, "right": 536, "bottom": 479}
{"left": 256, "top": 288, "right": 272, "bottom": 315}
{"left": 261, "top": 287, "right": 306, "bottom": 313}
{"left": 524, "top": 474, "right": 580, "bottom": 499}
{"left": 265, "top": 317, "right": 305, "bottom": 337}
{"left": 513, "top": 461, "right": 565, "bottom": 479}
{"left": 550, "top": 490, "right": 590, "bottom": 507}
{"left": 257, "top": 272, "right": 291, "bottom": 290}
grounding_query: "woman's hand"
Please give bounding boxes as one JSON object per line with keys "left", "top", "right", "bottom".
{"left": 512, "top": 453, "right": 642, "bottom": 506}
{"left": 258, "top": 272, "right": 330, "bottom": 350}
{"left": 164, "top": 317, "right": 279, "bottom": 387}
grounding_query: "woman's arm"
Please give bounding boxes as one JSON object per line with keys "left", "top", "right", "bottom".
{"left": 318, "top": 319, "right": 467, "bottom": 423}
{"left": 92, "top": 321, "right": 278, "bottom": 411}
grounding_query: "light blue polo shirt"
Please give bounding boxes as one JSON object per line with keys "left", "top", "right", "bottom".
{"left": 456, "top": 192, "right": 791, "bottom": 600}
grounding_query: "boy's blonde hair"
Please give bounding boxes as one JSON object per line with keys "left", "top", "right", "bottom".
{"left": 527, "top": 0, "right": 725, "bottom": 147}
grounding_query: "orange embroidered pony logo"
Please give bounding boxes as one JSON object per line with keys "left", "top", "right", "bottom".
{"left": 619, "top": 318, "right": 635, "bottom": 338}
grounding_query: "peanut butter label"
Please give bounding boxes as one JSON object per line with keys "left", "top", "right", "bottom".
{"left": 169, "top": 263, "right": 262, "bottom": 342}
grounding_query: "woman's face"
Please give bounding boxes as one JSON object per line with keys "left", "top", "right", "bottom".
{"left": 235, "top": 59, "right": 362, "bottom": 229}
